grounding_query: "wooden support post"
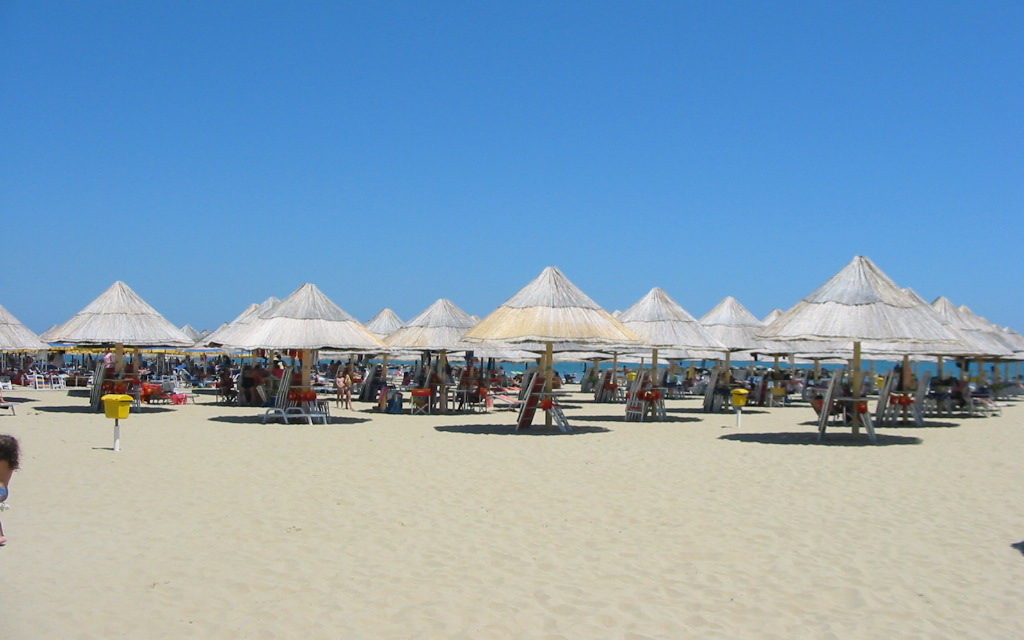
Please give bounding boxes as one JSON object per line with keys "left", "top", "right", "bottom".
{"left": 937, "top": 355, "right": 944, "bottom": 380}
{"left": 300, "top": 349, "right": 312, "bottom": 389}
{"left": 438, "top": 350, "right": 449, "bottom": 414}
{"left": 114, "top": 343, "right": 126, "bottom": 377}
{"left": 851, "top": 341, "right": 862, "bottom": 433}
{"left": 544, "top": 342, "right": 554, "bottom": 427}
{"left": 651, "top": 348, "right": 659, "bottom": 387}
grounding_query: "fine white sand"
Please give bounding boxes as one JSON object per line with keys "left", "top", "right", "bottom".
{"left": 3, "top": 388, "right": 1023, "bottom": 639}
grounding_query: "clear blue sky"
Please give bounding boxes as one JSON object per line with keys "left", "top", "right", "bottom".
{"left": 3, "top": 2, "right": 1021, "bottom": 333}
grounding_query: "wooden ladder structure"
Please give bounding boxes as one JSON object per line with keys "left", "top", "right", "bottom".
{"left": 818, "top": 369, "right": 876, "bottom": 443}
{"left": 89, "top": 361, "right": 107, "bottom": 411}
{"left": 549, "top": 403, "right": 570, "bottom": 432}
{"left": 702, "top": 368, "right": 721, "bottom": 413}
{"left": 816, "top": 371, "right": 844, "bottom": 441}
{"left": 625, "top": 371, "right": 647, "bottom": 421}
{"left": 874, "top": 370, "right": 897, "bottom": 426}
{"left": 516, "top": 371, "right": 543, "bottom": 430}
{"left": 594, "top": 370, "right": 617, "bottom": 403}
{"left": 516, "top": 370, "right": 571, "bottom": 432}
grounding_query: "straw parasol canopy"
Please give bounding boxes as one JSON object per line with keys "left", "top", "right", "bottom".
{"left": 699, "top": 296, "right": 764, "bottom": 356}
{"left": 214, "top": 284, "right": 385, "bottom": 352}
{"left": 997, "top": 327, "right": 1024, "bottom": 358}
{"left": 928, "top": 297, "right": 1013, "bottom": 358}
{"left": 617, "top": 287, "right": 724, "bottom": 358}
{"left": 201, "top": 297, "right": 281, "bottom": 348}
{"left": 465, "top": 266, "right": 641, "bottom": 427}
{"left": 463, "top": 267, "right": 641, "bottom": 348}
{"left": 180, "top": 324, "right": 203, "bottom": 343}
{"left": 365, "top": 308, "right": 405, "bottom": 339}
{"left": 41, "top": 281, "right": 194, "bottom": 347}
{"left": 758, "top": 256, "right": 961, "bottom": 353}
{"left": 955, "top": 303, "right": 1020, "bottom": 355}
{"left": 383, "top": 299, "right": 477, "bottom": 351}
{"left": 0, "top": 305, "right": 49, "bottom": 351}
{"left": 762, "top": 309, "right": 783, "bottom": 325}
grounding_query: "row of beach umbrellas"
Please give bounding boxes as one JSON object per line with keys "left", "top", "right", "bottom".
{"left": 1, "top": 258, "right": 1023, "bottom": 369}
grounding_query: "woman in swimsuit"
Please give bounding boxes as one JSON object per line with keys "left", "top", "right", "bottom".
{"left": 336, "top": 367, "right": 353, "bottom": 410}
{"left": 0, "top": 434, "right": 19, "bottom": 546}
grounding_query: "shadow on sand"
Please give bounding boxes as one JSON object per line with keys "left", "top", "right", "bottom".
{"left": 435, "top": 424, "right": 610, "bottom": 436}
{"left": 579, "top": 414, "right": 701, "bottom": 424}
{"left": 34, "top": 405, "right": 175, "bottom": 415}
{"left": 798, "top": 419, "right": 960, "bottom": 429}
{"left": 208, "top": 414, "right": 372, "bottom": 426}
{"left": 666, "top": 407, "right": 771, "bottom": 416}
{"left": 719, "top": 431, "right": 922, "bottom": 446}
{"left": 1011, "top": 541, "right": 1024, "bottom": 556}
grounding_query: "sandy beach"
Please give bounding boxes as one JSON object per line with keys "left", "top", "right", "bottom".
{"left": 3, "top": 388, "right": 1023, "bottom": 639}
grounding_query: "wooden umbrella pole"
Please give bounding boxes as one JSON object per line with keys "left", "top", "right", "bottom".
{"left": 851, "top": 341, "right": 862, "bottom": 433}
{"left": 937, "top": 355, "right": 944, "bottom": 380}
{"left": 437, "top": 350, "right": 448, "bottom": 414}
{"left": 651, "top": 347, "right": 659, "bottom": 387}
{"left": 544, "top": 341, "right": 554, "bottom": 427}
{"left": 114, "top": 343, "right": 126, "bottom": 376}
{"left": 300, "top": 349, "right": 312, "bottom": 389}
{"left": 380, "top": 353, "right": 390, "bottom": 410}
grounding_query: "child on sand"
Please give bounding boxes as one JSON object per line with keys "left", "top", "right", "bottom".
{"left": 0, "top": 434, "right": 19, "bottom": 546}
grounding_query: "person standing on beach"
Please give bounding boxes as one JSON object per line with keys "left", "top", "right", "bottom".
{"left": 336, "top": 367, "right": 353, "bottom": 410}
{"left": 0, "top": 434, "right": 20, "bottom": 546}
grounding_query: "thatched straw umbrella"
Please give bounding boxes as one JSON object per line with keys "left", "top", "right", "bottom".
{"left": 365, "top": 308, "right": 405, "bottom": 339}
{"left": 0, "top": 305, "right": 49, "bottom": 352}
{"left": 759, "top": 256, "right": 961, "bottom": 434}
{"left": 384, "top": 299, "right": 475, "bottom": 351}
{"left": 201, "top": 297, "right": 281, "bottom": 350}
{"left": 215, "top": 284, "right": 385, "bottom": 391}
{"left": 925, "top": 296, "right": 1012, "bottom": 381}
{"left": 618, "top": 287, "right": 725, "bottom": 386}
{"left": 700, "top": 296, "right": 764, "bottom": 366}
{"left": 463, "top": 266, "right": 642, "bottom": 427}
{"left": 179, "top": 324, "right": 203, "bottom": 343}
{"left": 42, "top": 281, "right": 194, "bottom": 367}
{"left": 951, "top": 302, "right": 1019, "bottom": 383}
{"left": 42, "top": 281, "right": 193, "bottom": 349}
{"left": 762, "top": 309, "right": 783, "bottom": 325}
{"left": 383, "top": 299, "right": 477, "bottom": 411}
{"left": 41, "top": 281, "right": 195, "bottom": 410}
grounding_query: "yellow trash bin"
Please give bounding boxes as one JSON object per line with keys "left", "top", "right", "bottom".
{"left": 730, "top": 388, "right": 749, "bottom": 407}
{"left": 102, "top": 394, "right": 133, "bottom": 420}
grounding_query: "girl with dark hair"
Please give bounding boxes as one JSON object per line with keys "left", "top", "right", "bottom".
{"left": 0, "top": 434, "right": 19, "bottom": 546}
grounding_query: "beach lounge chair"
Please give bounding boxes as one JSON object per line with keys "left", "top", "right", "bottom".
{"left": 490, "top": 391, "right": 523, "bottom": 411}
